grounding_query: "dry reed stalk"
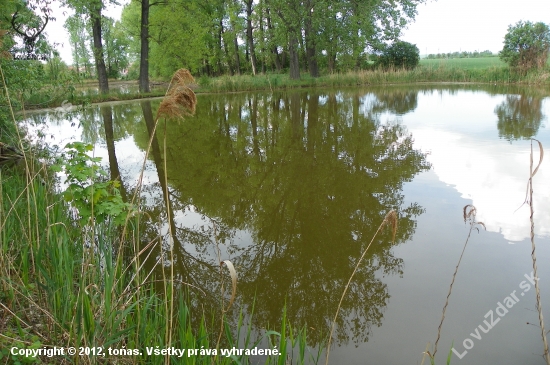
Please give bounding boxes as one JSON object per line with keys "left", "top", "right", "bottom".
{"left": 158, "top": 69, "right": 197, "bottom": 359}
{"left": 117, "top": 68, "right": 197, "bottom": 278}
{"left": 108, "top": 69, "right": 197, "bottom": 361}
{"left": 325, "top": 210, "right": 397, "bottom": 365}
{"left": 429, "top": 205, "right": 485, "bottom": 360}
{"left": 526, "top": 139, "right": 549, "bottom": 365}
{"left": 157, "top": 70, "right": 197, "bottom": 120}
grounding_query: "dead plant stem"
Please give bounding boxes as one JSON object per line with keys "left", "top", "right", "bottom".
{"left": 528, "top": 139, "right": 549, "bottom": 365}
{"left": 325, "top": 211, "right": 396, "bottom": 365}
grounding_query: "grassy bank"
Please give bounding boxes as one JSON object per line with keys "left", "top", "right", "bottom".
{"left": 0, "top": 153, "right": 305, "bottom": 364}
{"left": 15, "top": 62, "right": 550, "bottom": 111}
{"left": 199, "top": 64, "right": 550, "bottom": 93}
{"left": 1, "top": 74, "right": 318, "bottom": 364}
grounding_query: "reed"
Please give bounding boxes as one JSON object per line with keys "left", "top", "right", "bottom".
{"left": 324, "top": 210, "right": 397, "bottom": 365}
{"left": 199, "top": 65, "right": 550, "bottom": 95}
{"left": 427, "top": 205, "right": 485, "bottom": 362}
{"left": 11, "top": 62, "right": 550, "bottom": 112}
{"left": 524, "top": 139, "right": 549, "bottom": 365}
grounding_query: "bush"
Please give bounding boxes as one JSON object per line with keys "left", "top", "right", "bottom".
{"left": 377, "top": 41, "right": 420, "bottom": 70}
{"left": 499, "top": 21, "right": 550, "bottom": 73}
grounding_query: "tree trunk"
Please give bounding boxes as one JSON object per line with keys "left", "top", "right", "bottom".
{"left": 233, "top": 35, "right": 241, "bottom": 75}
{"left": 90, "top": 2, "right": 109, "bottom": 94}
{"left": 288, "top": 31, "right": 300, "bottom": 80}
{"left": 101, "top": 106, "right": 126, "bottom": 200}
{"left": 139, "top": 0, "right": 150, "bottom": 93}
{"left": 245, "top": 0, "right": 257, "bottom": 75}
{"left": 73, "top": 41, "right": 79, "bottom": 73}
{"left": 328, "top": 49, "right": 336, "bottom": 73}
{"left": 221, "top": 23, "right": 234, "bottom": 75}
{"left": 304, "top": 4, "right": 319, "bottom": 77}
{"left": 258, "top": 1, "right": 266, "bottom": 74}
{"left": 265, "top": 7, "right": 282, "bottom": 71}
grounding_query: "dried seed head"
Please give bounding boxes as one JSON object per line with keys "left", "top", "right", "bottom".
{"left": 463, "top": 204, "right": 476, "bottom": 223}
{"left": 170, "top": 69, "right": 195, "bottom": 88}
{"left": 156, "top": 69, "right": 197, "bottom": 120}
{"left": 383, "top": 210, "right": 398, "bottom": 243}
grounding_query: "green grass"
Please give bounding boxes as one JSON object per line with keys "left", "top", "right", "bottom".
{"left": 196, "top": 64, "right": 550, "bottom": 94}
{"left": 13, "top": 57, "right": 550, "bottom": 111}
{"left": 0, "top": 142, "right": 318, "bottom": 365}
{"left": 420, "top": 56, "right": 507, "bottom": 69}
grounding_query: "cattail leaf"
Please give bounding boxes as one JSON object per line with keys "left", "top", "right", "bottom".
{"left": 221, "top": 259, "right": 237, "bottom": 312}
{"left": 531, "top": 138, "right": 544, "bottom": 178}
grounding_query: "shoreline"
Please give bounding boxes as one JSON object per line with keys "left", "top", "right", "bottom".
{"left": 16, "top": 66, "right": 550, "bottom": 112}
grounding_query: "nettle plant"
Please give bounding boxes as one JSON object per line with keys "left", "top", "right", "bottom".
{"left": 53, "top": 142, "right": 129, "bottom": 226}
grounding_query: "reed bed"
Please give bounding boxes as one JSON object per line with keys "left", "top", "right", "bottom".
{"left": 13, "top": 63, "right": 550, "bottom": 111}
{"left": 201, "top": 65, "right": 550, "bottom": 94}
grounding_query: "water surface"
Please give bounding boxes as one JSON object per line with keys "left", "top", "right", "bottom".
{"left": 24, "top": 84, "right": 550, "bottom": 365}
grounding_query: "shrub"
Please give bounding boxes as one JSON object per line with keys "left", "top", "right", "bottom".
{"left": 499, "top": 21, "right": 550, "bottom": 73}
{"left": 377, "top": 41, "right": 420, "bottom": 70}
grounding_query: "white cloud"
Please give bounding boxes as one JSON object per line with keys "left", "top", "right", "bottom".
{"left": 404, "top": 91, "right": 550, "bottom": 241}
{"left": 401, "top": 0, "right": 550, "bottom": 55}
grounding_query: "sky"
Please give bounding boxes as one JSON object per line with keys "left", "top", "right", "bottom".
{"left": 44, "top": 1, "right": 125, "bottom": 64}
{"left": 400, "top": 0, "right": 550, "bottom": 56}
{"left": 43, "top": 0, "right": 550, "bottom": 64}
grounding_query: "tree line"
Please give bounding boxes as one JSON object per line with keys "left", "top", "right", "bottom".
{"left": 425, "top": 50, "right": 494, "bottom": 59}
{"left": 2, "top": 0, "right": 549, "bottom": 100}
{"left": 58, "top": 0, "right": 426, "bottom": 92}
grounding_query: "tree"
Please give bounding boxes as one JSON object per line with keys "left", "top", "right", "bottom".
{"left": 64, "top": 15, "right": 92, "bottom": 76}
{"left": 102, "top": 17, "right": 129, "bottom": 78}
{"left": 63, "top": 0, "right": 110, "bottom": 93}
{"left": 377, "top": 41, "right": 419, "bottom": 69}
{"left": 137, "top": 0, "right": 167, "bottom": 92}
{"left": 118, "top": 0, "right": 425, "bottom": 78}
{"left": 139, "top": 0, "right": 150, "bottom": 92}
{"left": 499, "top": 21, "right": 550, "bottom": 73}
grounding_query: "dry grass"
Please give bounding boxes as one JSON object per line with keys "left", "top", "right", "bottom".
{"left": 526, "top": 139, "right": 549, "bottom": 365}
{"left": 156, "top": 69, "right": 197, "bottom": 120}
{"left": 428, "top": 205, "right": 485, "bottom": 362}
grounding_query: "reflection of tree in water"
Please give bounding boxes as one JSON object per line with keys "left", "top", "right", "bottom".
{"left": 131, "top": 91, "right": 429, "bottom": 346}
{"left": 133, "top": 101, "right": 222, "bottom": 299}
{"left": 370, "top": 88, "right": 418, "bottom": 115}
{"left": 495, "top": 94, "right": 545, "bottom": 141}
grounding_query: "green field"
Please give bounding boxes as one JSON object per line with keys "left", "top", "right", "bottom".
{"left": 420, "top": 56, "right": 507, "bottom": 69}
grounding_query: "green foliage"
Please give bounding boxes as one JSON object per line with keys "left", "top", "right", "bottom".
{"left": 0, "top": 333, "right": 42, "bottom": 364}
{"left": 426, "top": 50, "right": 494, "bottom": 59}
{"left": 118, "top": 0, "right": 426, "bottom": 78}
{"left": 0, "top": 57, "right": 47, "bottom": 141}
{"left": 499, "top": 21, "right": 550, "bottom": 72}
{"left": 102, "top": 16, "right": 129, "bottom": 78}
{"left": 53, "top": 141, "right": 129, "bottom": 226}
{"left": 377, "top": 41, "right": 420, "bottom": 70}
{"left": 64, "top": 14, "right": 94, "bottom": 78}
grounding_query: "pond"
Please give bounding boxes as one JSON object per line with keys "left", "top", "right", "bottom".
{"left": 23, "top": 84, "right": 550, "bottom": 365}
